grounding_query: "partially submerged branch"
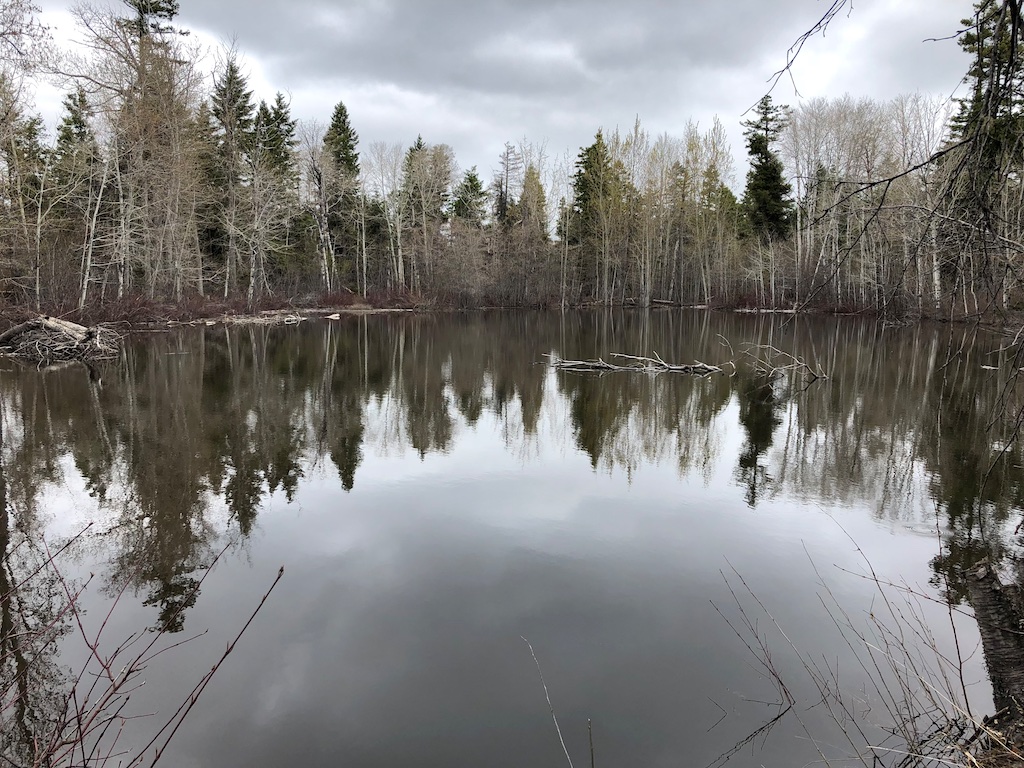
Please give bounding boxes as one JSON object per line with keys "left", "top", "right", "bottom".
{"left": 741, "top": 343, "right": 828, "bottom": 383}
{"left": 544, "top": 345, "right": 828, "bottom": 384}
{"left": 544, "top": 352, "right": 724, "bottom": 376}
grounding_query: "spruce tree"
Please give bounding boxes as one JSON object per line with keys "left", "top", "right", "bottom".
{"left": 122, "top": 0, "right": 180, "bottom": 35}
{"left": 570, "top": 130, "right": 614, "bottom": 246}
{"left": 520, "top": 164, "right": 548, "bottom": 239}
{"left": 949, "top": 0, "right": 1024, "bottom": 216}
{"left": 55, "top": 87, "right": 93, "bottom": 151}
{"left": 53, "top": 87, "right": 99, "bottom": 186}
{"left": 7, "top": 116, "right": 45, "bottom": 201}
{"left": 320, "top": 100, "right": 360, "bottom": 289}
{"left": 211, "top": 54, "right": 255, "bottom": 295}
{"left": 453, "top": 167, "right": 487, "bottom": 226}
{"left": 324, "top": 100, "right": 359, "bottom": 178}
{"left": 403, "top": 135, "right": 449, "bottom": 222}
{"left": 570, "top": 130, "right": 630, "bottom": 302}
{"left": 741, "top": 96, "right": 794, "bottom": 243}
{"left": 952, "top": 1, "right": 1024, "bottom": 142}
{"left": 251, "top": 93, "right": 297, "bottom": 179}
{"left": 192, "top": 100, "right": 225, "bottom": 269}
{"left": 211, "top": 54, "right": 254, "bottom": 174}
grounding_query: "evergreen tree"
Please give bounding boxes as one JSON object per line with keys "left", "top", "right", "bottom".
{"left": 402, "top": 135, "right": 450, "bottom": 222}
{"left": 246, "top": 93, "right": 299, "bottom": 304}
{"left": 54, "top": 87, "right": 94, "bottom": 153}
{"left": 322, "top": 99, "right": 361, "bottom": 289}
{"left": 569, "top": 129, "right": 615, "bottom": 246}
{"left": 952, "top": 1, "right": 1024, "bottom": 141}
{"left": 122, "top": 0, "right": 180, "bottom": 35}
{"left": 251, "top": 93, "right": 297, "bottom": 179}
{"left": 518, "top": 163, "right": 548, "bottom": 239}
{"left": 401, "top": 136, "right": 455, "bottom": 291}
{"left": 570, "top": 130, "right": 631, "bottom": 302}
{"left": 949, "top": 0, "right": 1024, "bottom": 219}
{"left": 741, "top": 96, "right": 794, "bottom": 243}
{"left": 492, "top": 143, "right": 523, "bottom": 227}
{"left": 744, "top": 95, "right": 788, "bottom": 144}
{"left": 324, "top": 100, "right": 359, "bottom": 178}
{"left": 6, "top": 115, "right": 46, "bottom": 204}
{"left": 211, "top": 55, "right": 255, "bottom": 161}
{"left": 52, "top": 87, "right": 99, "bottom": 192}
{"left": 453, "top": 166, "right": 487, "bottom": 226}
{"left": 192, "top": 100, "right": 225, "bottom": 268}
{"left": 211, "top": 53, "right": 255, "bottom": 295}
{"left": 51, "top": 86, "right": 105, "bottom": 300}
{"left": 403, "top": 134, "right": 426, "bottom": 174}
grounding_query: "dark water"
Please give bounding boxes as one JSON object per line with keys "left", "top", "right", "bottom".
{"left": 3, "top": 310, "right": 1023, "bottom": 767}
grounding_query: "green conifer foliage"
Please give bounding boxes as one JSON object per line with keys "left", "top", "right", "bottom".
{"left": 453, "top": 166, "right": 487, "bottom": 226}
{"left": 741, "top": 96, "right": 794, "bottom": 243}
{"left": 953, "top": 1, "right": 1024, "bottom": 142}
{"left": 122, "top": 0, "right": 180, "bottom": 35}
{"left": 211, "top": 55, "right": 254, "bottom": 155}
{"left": 324, "top": 100, "right": 359, "bottom": 178}
{"left": 519, "top": 163, "right": 548, "bottom": 239}
{"left": 53, "top": 87, "right": 99, "bottom": 188}
{"left": 570, "top": 130, "right": 615, "bottom": 245}
{"left": 950, "top": 0, "right": 1024, "bottom": 213}
{"left": 251, "top": 93, "right": 297, "bottom": 178}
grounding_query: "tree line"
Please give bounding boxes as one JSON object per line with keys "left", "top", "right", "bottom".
{"left": 0, "top": 0, "right": 1015, "bottom": 316}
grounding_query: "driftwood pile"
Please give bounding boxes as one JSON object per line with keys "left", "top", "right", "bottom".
{"left": 0, "top": 315, "right": 121, "bottom": 365}
{"left": 544, "top": 352, "right": 723, "bottom": 376}
{"left": 741, "top": 343, "right": 828, "bottom": 382}
{"left": 545, "top": 343, "right": 830, "bottom": 382}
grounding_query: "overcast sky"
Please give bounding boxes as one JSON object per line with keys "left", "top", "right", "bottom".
{"left": 37, "top": 0, "right": 971, "bottom": 187}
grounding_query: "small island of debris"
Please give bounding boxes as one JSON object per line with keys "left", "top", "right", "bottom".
{"left": 0, "top": 315, "right": 121, "bottom": 365}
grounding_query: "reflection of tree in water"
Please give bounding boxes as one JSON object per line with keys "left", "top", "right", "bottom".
{"left": 0, "top": 391, "right": 72, "bottom": 765}
{"left": 2, "top": 312, "right": 1024, "bottom": 627}
{"left": 4, "top": 311, "right": 1024, "bottom": 762}
{"left": 102, "top": 343, "right": 217, "bottom": 632}
{"left": 318, "top": 322, "right": 365, "bottom": 491}
{"left": 735, "top": 372, "right": 782, "bottom": 508}
{"left": 921, "top": 352, "right": 1024, "bottom": 604}
{"left": 567, "top": 375, "right": 633, "bottom": 469}
{"left": 557, "top": 312, "right": 734, "bottom": 476}
{"left": 4, "top": 311, "right": 1024, "bottom": 765}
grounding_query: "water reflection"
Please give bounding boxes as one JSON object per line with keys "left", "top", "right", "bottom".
{"left": 0, "top": 403, "right": 72, "bottom": 766}
{"left": 5, "top": 314, "right": 1024, "bottom": 609}
{"left": 1, "top": 310, "right": 1023, "bottom": 765}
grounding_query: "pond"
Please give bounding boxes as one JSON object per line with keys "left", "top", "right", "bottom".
{"left": 2, "top": 309, "right": 1021, "bottom": 767}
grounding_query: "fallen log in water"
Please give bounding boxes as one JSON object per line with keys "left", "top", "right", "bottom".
{"left": 544, "top": 352, "right": 723, "bottom": 376}
{"left": 0, "top": 315, "right": 121, "bottom": 365}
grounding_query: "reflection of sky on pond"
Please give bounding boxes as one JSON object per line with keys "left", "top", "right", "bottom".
{"left": 19, "top": 313, "right": 1013, "bottom": 767}
{"left": 158, "top": 453, "right": 968, "bottom": 768}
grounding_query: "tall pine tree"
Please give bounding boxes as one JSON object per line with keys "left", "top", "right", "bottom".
{"left": 324, "top": 100, "right": 359, "bottom": 178}
{"left": 453, "top": 166, "right": 487, "bottom": 227}
{"left": 322, "top": 99, "right": 361, "bottom": 290}
{"left": 251, "top": 92, "right": 297, "bottom": 181}
{"left": 211, "top": 52, "right": 255, "bottom": 295}
{"left": 741, "top": 95, "right": 794, "bottom": 243}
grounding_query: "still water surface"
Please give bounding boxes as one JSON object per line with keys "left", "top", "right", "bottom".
{"left": 4, "top": 310, "right": 1022, "bottom": 767}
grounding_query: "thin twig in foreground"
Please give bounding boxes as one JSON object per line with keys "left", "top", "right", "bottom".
{"left": 521, "top": 636, "right": 575, "bottom": 768}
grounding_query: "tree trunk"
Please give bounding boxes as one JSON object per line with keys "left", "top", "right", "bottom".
{"left": 966, "top": 559, "right": 1024, "bottom": 717}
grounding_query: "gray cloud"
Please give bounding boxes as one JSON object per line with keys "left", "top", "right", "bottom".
{"left": 43, "top": 0, "right": 973, "bottom": 183}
